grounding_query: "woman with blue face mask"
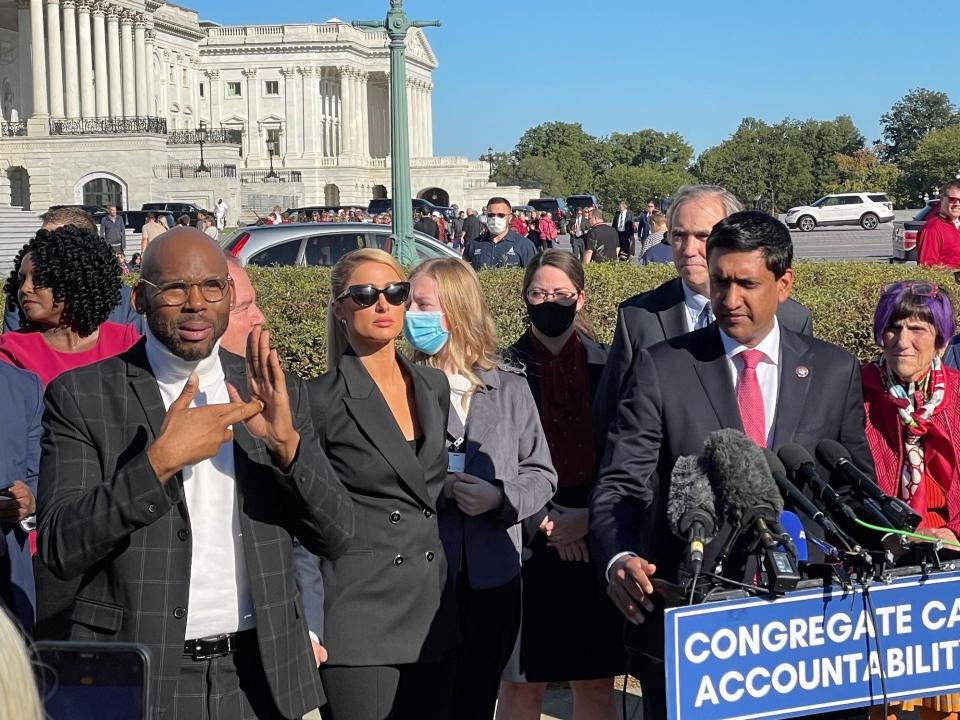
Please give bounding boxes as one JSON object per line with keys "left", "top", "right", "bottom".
{"left": 406, "top": 257, "right": 557, "bottom": 720}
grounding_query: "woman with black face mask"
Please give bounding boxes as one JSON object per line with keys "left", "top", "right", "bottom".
{"left": 498, "top": 250, "right": 625, "bottom": 720}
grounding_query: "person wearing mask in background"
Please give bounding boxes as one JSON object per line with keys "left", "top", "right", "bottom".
{"left": 639, "top": 211, "right": 670, "bottom": 264}
{"left": 405, "top": 257, "right": 556, "bottom": 720}
{"left": 463, "top": 208, "right": 483, "bottom": 247}
{"left": 141, "top": 212, "right": 164, "bottom": 252}
{"left": 499, "top": 250, "right": 623, "bottom": 720}
{"left": 99, "top": 205, "right": 126, "bottom": 253}
{"left": 583, "top": 208, "right": 619, "bottom": 264}
{"left": 567, "top": 209, "right": 589, "bottom": 262}
{"left": 309, "top": 249, "right": 458, "bottom": 720}
{"left": 3, "top": 207, "right": 143, "bottom": 334}
{"left": 463, "top": 197, "right": 537, "bottom": 269}
{"left": 918, "top": 180, "right": 960, "bottom": 268}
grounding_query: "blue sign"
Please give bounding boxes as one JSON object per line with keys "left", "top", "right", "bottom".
{"left": 665, "top": 571, "right": 960, "bottom": 720}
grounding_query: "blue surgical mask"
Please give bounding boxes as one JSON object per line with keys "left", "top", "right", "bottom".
{"left": 404, "top": 311, "right": 449, "bottom": 355}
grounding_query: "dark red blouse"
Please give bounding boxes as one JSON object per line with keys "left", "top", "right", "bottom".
{"left": 530, "top": 330, "right": 596, "bottom": 489}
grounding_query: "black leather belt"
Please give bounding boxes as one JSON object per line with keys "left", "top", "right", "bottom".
{"left": 183, "top": 630, "right": 252, "bottom": 661}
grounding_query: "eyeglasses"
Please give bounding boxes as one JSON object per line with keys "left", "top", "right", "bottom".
{"left": 139, "top": 276, "right": 231, "bottom": 306}
{"left": 487, "top": 213, "right": 508, "bottom": 219}
{"left": 526, "top": 289, "right": 579, "bottom": 304}
{"left": 884, "top": 281, "right": 940, "bottom": 298}
{"left": 335, "top": 282, "right": 410, "bottom": 308}
{"left": 945, "top": 196, "right": 960, "bottom": 205}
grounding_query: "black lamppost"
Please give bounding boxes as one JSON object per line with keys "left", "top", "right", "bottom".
{"left": 265, "top": 137, "right": 279, "bottom": 180}
{"left": 197, "top": 120, "right": 209, "bottom": 173}
{"left": 486, "top": 146, "right": 494, "bottom": 180}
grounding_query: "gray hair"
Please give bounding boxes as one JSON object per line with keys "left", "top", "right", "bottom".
{"left": 666, "top": 185, "right": 743, "bottom": 230}
{"left": 590, "top": 208, "right": 604, "bottom": 222}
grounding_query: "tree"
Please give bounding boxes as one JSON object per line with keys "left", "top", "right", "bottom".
{"left": 825, "top": 148, "right": 899, "bottom": 195}
{"left": 880, "top": 88, "right": 957, "bottom": 162}
{"left": 792, "top": 116, "right": 864, "bottom": 196}
{"left": 603, "top": 130, "right": 694, "bottom": 169}
{"left": 896, "top": 124, "right": 960, "bottom": 205}
{"left": 597, "top": 164, "right": 694, "bottom": 213}
{"left": 514, "top": 121, "right": 601, "bottom": 195}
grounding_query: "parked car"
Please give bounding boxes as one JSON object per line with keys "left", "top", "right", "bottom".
{"left": 222, "top": 222, "right": 459, "bottom": 267}
{"left": 283, "top": 205, "right": 365, "bottom": 221}
{"left": 366, "top": 198, "right": 456, "bottom": 221}
{"left": 891, "top": 199, "right": 940, "bottom": 263}
{"left": 49, "top": 203, "right": 108, "bottom": 215}
{"left": 141, "top": 202, "right": 210, "bottom": 223}
{"left": 566, "top": 195, "right": 599, "bottom": 212}
{"left": 92, "top": 210, "right": 176, "bottom": 251}
{"left": 512, "top": 205, "right": 535, "bottom": 215}
{"left": 784, "top": 192, "right": 894, "bottom": 232}
{"left": 528, "top": 197, "right": 568, "bottom": 227}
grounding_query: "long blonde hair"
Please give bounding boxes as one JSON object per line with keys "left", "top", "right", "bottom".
{"left": 0, "top": 609, "right": 43, "bottom": 720}
{"left": 410, "top": 257, "right": 498, "bottom": 389}
{"left": 327, "top": 248, "right": 407, "bottom": 368}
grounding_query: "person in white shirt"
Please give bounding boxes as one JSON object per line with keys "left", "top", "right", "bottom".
{"left": 215, "top": 198, "right": 228, "bottom": 230}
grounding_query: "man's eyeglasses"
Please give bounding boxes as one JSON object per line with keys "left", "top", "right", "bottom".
{"left": 945, "top": 196, "right": 960, "bottom": 205}
{"left": 526, "top": 289, "right": 579, "bottom": 304}
{"left": 335, "top": 282, "right": 410, "bottom": 308}
{"left": 139, "top": 276, "right": 231, "bottom": 306}
{"left": 486, "top": 213, "right": 508, "bottom": 219}
{"left": 884, "top": 281, "right": 940, "bottom": 298}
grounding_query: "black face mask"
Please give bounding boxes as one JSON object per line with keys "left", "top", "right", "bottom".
{"left": 527, "top": 301, "right": 577, "bottom": 338}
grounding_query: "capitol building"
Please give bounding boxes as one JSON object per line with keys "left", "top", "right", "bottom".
{"left": 0, "top": 0, "right": 522, "bottom": 227}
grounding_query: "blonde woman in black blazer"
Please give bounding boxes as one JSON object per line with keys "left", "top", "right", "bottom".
{"left": 306, "top": 248, "right": 457, "bottom": 720}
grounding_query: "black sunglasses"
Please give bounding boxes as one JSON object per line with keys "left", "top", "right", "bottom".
{"left": 336, "top": 282, "right": 410, "bottom": 308}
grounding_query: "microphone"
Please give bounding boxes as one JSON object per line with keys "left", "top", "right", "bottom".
{"left": 704, "top": 429, "right": 800, "bottom": 593}
{"left": 763, "top": 449, "right": 842, "bottom": 538}
{"left": 667, "top": 455, "right": 717, "bottom": 576}
{"left": 778, "top": 510, "right": 808, "bottom": 562}
{"left": 816, "top": 440, "right": 921, "bottom": 532}
{"left": 778, "top": 444, "right": 861, "bottom": 524}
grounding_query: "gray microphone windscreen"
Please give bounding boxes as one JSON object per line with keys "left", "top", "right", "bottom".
{"left": 703, "top": 428, "right": 783, "bottom": 523}
{"left": 667, "top": 454, "right": 717, "bottom": 540}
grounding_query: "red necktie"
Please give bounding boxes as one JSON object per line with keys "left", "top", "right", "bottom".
{"left": 737, "top": 349, "right": 766, "bottom": 447}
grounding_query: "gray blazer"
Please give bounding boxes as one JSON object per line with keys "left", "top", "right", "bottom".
{"left": 438, "top": 366, "right": 557, "bottom": 590}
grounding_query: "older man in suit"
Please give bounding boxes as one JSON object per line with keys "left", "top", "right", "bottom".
{"left": 594, "top": 184, "right": 813, "bottom": 438}
{"left": 36, "top": 228, "right": 354, "bottom": 719}
{"left": 612, "top": 201, "right": 635, "bottom": 258}
{"left": 590, "top": 211, "right": 872, "bottom": 720}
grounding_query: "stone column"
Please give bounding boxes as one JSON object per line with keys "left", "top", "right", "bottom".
{"left": 424, "top": 81, "right": 433, "bottom": 157}
{"left": 133, "top": 17, "right": 146, "bottom": 116}
{"left": 76, "top": 0, "right": 94, "bottom": 117}
{"left": 299, "top": 66, "right": 317, "bottom": 158}
{"left": 62, "top": 0, "right": 80, "bottom": 118}
{"left": 144, "top": 28, "right": 155, "bottom": 117}
{"left": 119, "top": 11, "right": 135, "bottom": 116}
{"left": 281, "top": 67, "right": 300, "bottom": 158}
{"left": 91, "top": 2, "right": 107, "bottom": 116}
{"left": 46, "top": 0, "right": 64, "bottom": 118}
{"left": 16, "top": 0, "right": 33, "bottom": 118}
{"left": 242, "top": 68, "right": 259, "bottom": 161}
{"left": 357, "top": 71, "right": 369, "bottom": 158}
{"left": 205, "top": 69, "right": 220, "bottom": 127}
{"left": 106, "top": 5, "right": 121, "bottom": 117}
{"left": 337, "top": 66, "right": 355, "bottom": 156}
{"left": 28, "top": 0, "right": 47, "bottom": 119}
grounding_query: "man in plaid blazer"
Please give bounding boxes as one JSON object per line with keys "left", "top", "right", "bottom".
{"left": 35, "top": 228, "right": 354, "bottom": 719}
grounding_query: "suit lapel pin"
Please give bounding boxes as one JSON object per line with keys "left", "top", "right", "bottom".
{"left": 795, "top": 366, "right": 810, "bottom": 378}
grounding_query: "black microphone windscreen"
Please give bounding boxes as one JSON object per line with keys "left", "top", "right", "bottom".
{"left": 778, "top": 443, "right": 815, "bottom": 475}
{"left": 667, "top": 455, "right": 716, "bottom": 538}
{"left": 762, "top": 448, "right": 787, "bottom": 479}
{"left": 704, "top": 428, "right": 783, "bottom": 521}
{"left": 815, "top": 439, "right": 848, "bottom": 471}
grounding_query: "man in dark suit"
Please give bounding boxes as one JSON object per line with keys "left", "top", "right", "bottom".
{"left": 589, "top": 211, "right": 873, "bottom": 720}
{"left": 612, "top": 201, "right": 635, "bottom": 257}
{"left": 594, "top": 184, "right": 813, "bottom": 438}
{"left": 0, "top": 362, "right": 44, "bottom": 632}
{"left": 415, "top": 209, "right": 440, "bottom": 241}
{"left": 462, "top": 208, "right": 483, "bottom": 245}
{"left": 36, "top": 228, "right": 354, "bottom": 719}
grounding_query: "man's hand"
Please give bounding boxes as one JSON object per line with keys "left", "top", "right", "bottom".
{"left": 147, "top": 373, "right": 264, "bottom": 484}
{"left": 544, "top": 505, "right": 589, "bottom": 546}
{"left": 607, "top": 555, "right": 657, "bottom": 625}
{"left": 0, "top": 481, "right": 35, "bottom": 523}
{"left": 555, "top": 539, "right": 590, "bottom": 563}
{"left": 452, "top": 473, "right": 503, "bottom": 516}
{"left": 311, "top": 640, "right": 328, "bottom": 667}
{"left": 226, "top": 326, "right": 300, "bottom": 470}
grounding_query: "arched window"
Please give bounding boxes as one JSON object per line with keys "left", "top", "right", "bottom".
{"left": 83, "top": 177, "right": 124, "bottom": 210}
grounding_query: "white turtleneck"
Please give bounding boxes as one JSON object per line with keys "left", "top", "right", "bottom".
{"left": 144, "top": 327, "right": 255, "bottom": 639}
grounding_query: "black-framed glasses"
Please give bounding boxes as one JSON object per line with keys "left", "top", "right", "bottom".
{"left": 335, "top": 282, "right": 410, "bottom": 308}
{"left": 884, "top": 281, "right": 940, "bottom": 298}
{"left": 139, "top": 276, "right": 231, "bottom": 306}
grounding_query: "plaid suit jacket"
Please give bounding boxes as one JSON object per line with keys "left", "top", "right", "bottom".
{"left": 35, "top": 338, "right": 354, "bottom": 719}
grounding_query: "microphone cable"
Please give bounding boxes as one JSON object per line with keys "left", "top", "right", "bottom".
{"left": 859, "top": 580, "right": 890, "bottom": 718}
{"left": 851, "top": 518, "right": 960, "bottom": 550}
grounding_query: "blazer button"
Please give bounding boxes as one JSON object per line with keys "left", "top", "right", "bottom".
{"left": 173, "top": 607, "right": 186, "bottom": 619}
{"left": 177, "top": 528, "right": 190, "bottom": 541}
{"left": 425, "top": 551, "right": 435, "bottom": 562}
{"left": 389, "top": 510, "right": 401, "bottom": 524}
{"left": 147, "top": 503, "right": 158, "bottom": 514}
{"left": 393, "top": 555, "right": 404, "bottom": 566}
{"left": 423, "top": 509, "right": 434, "bottom": 519}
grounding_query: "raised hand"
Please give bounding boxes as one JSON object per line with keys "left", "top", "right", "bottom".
{"left": 225, "top": 326, "right": 300, "bottom": 469}
{"left": 147, "top": 373, "right": 263, "bottom": 484}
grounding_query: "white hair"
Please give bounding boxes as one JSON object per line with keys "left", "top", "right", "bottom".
{"left": 667, "top": 185, "right": 743, "bottom": 230}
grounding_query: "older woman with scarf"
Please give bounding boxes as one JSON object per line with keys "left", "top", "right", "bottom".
{"left": 864, "top": 280, "right": 960, "bottom": 720}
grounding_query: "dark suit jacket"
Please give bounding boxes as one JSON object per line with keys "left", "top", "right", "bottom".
{"left": 589, "top": 325, "right": 874, "bottom": 584}
{"left": 613, "top": 210, "right": 635, "bottom": 238}
{"left": 0, "top": 363, "right": 44, "bottom": 631}
{"left": 307, "top": 352, "right": 459, "bottom": 667}
{"left": 594, "top": 277, "right": 814, "bottom": 439}
{"left": 463, "top": 215, "right": 482, "bottom": 243}
{"left": 35, "top": 340, "right": 354, "bottom": 719}
{"left": 638, "top": 212, "right": 651, "bottom": 241}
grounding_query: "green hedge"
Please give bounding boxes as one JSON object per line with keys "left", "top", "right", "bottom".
{"left": 245, "top": 262, "right": 958, "bottom": 379}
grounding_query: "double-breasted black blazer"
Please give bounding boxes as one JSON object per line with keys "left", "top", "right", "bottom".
{"left": 35, "top": 339, "right": 355, "bottom": 719}
{"left": 307, "top": 351, "right": 459, "bottom": 667}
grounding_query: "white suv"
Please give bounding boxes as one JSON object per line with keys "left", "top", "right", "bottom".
{"left": 784, "top": 192, "right": 894, "bottom": 232}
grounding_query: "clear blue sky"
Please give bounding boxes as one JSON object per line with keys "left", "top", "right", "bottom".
{"left": 190, "top": 0, "right": 957, "bottom": 160}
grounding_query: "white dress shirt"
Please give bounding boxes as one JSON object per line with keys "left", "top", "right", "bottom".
{"left": 681, "top": 281, "right": 712, "bottom": 332}
{"left": 145, "top": 328, "right": 256, "bottom": 639}
{"left": 616, "top": 211, "right": 626, "bottom": 232}
{"left": 718, "top": 318, "right": 780, "bottom": 448}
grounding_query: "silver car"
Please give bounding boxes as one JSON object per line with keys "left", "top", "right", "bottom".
{"left": 222, "top": 222, "right": 459, "bottom": 267}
